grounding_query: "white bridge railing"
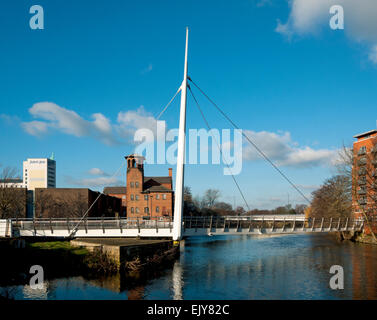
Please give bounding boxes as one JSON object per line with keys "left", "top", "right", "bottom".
{"left": 182, "top": 215, "right": 364, "bottom": 236}
{"left": 5, "top": 215, "right": 364, "bottom": 238}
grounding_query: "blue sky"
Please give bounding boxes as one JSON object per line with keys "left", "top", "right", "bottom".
{"left": 1, "top": 0, "right": 377, "bottom": 209}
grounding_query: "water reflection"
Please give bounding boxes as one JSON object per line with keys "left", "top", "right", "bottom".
{"left": 1, "top": 234, "right": 377, "bottom": 300}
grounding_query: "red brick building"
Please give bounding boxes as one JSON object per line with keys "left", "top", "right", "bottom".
{"left": 104, "top": 154, "right": 174, "bottom": 220}
{"left": 103, "top": 186, "right": 127, "bottom": 217}
{"left": 352, "top": 129, "right": 377, "bottom": 234}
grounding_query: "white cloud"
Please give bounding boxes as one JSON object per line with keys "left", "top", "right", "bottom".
{"left": 369, "top": 45, "right": 377, "bottom": 64}
{"left": 66, "top": 166, "right": 121, "bottom": 187}
{"left": 296, "top": 184, "right": 320, "bottom": 190}
{"left": 88, "top": 168, "right": 109, "bottom": 176}
{"left": 276, "top": 0, "right": 377, "bottom": 63}
{"left": 243, "top": 130, "right": 337, "bottom": 168}
{"left": 0, "top": 114, "right": 19, "bottom": 124}
{"left": 67, "top": 176, "right": 122, "bottom": 187}
{"left": 116, "top": 105, "right": 159, "bottom": 140}
{"left": 21, "top": 102, "right": 116, "bottom": 144}
{"left": 21, "top": 102, "right": 160, "bottom": 145}
{"left": 22, "top": 121, "right": 49, "bottom": 136}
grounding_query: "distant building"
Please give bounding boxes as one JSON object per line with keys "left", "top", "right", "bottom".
{"left": 23, "top": 158, "right": 56, "bottom": 190}
{"left": 104, "top": 154, "right": 174, "bottom": 220}
{"left": 103, "top": 186, "right": 127, "bottom": 216}
{"left": 34, "top": 188, "right": 121, "bottom": 218}
{"left": 352, "top": 129, "right": 377, "bottom": 234}
{"left": 0, "top": 178, "right": 23, "bottom": 188}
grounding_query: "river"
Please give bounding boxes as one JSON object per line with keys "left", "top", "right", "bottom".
{"left": 1, "top": 233, "right": 377, "bottom": 300}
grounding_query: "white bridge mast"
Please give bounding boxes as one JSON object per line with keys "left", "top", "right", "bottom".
{"left": 173, "top": 27, "right": 189, "bottom": 241}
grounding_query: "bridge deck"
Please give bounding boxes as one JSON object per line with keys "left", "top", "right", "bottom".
{"left": 3, "top": 216, "right": 363, "bottom": 239}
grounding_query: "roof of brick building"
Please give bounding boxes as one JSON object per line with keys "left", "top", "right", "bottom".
{"left": 354, "top": 129, "right": 377, "bottom": 139}
{"left": 103, "top": 186, "right": 127, "bottom": 194}
{"left": 144, "top": 176, "right": 172, "bottom": 184}
{"left": 143, "top": 185, "right": 173, "bottom": 193}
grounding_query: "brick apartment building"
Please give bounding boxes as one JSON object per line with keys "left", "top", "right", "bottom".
{"left": 104, "top": 154, "right": 174, "bottom": 220}
{"left": 352, "top": 129, "right": 377, "bottom": 234}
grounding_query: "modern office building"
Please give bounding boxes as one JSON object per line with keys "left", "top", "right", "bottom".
{"left": 23, "top": 157, "right": 56, "bottom": 190}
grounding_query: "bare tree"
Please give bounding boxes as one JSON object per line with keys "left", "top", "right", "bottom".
{"left": 294, "top": 204, "right": 307, "bottom": 215}
{"left": 310, "top": 175, "right": 352, "bottom": 219}
{"left": 0, "top": 166, "right": 25, "bottom": 219}
{"left": 335, "top": 144, "right": 354, "bottom": 178}
{"left": 203, "top": 189, "right": 221, "bottom": 208}
{"left": 35, "top": 190, "right": 88, "bottom": 218}
{"left": 235, "top": 206, "right": 246, "bottom": 215}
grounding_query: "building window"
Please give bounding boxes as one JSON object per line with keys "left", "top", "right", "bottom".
{"left": 136, "top": 207, "right": 139, "bottom": 213}
{"left": 131, "top": 207, "right": 134, "bottom": 213}
{"left": 135, "top": 195, "right": 139, "bottom": 201}
{"left": 156, "top": 206, "right": 160, "bottom": 213}
{"left": 135, "top": 182, "right": 139, "bottom": 188}
{"left": 144, "top": 207, "right": 149, "bottom": 213}
{"left": 358, "top": 146, "right": 367, "bottom": 156}
{"left": 130, "top": 182, "right": 134, "bottom": 188}
{"left": 144, "top": 195, "right": 148, "bottom": 201}
{"left": 122, "top": 196, "right": 126, "bottom": 199}
{"left": 162, "top": 194, "right": 167, "bottom": 200}
{"left": 130, "top": 194, "right": 134, "bottom": 201}
{"left": 156, "top": 194, "right": 160, "bottom": 200}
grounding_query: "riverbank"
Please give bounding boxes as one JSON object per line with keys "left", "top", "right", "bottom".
{"left": 0, "top": 238, "right": 179, "bottom": 289}
{"left": 337, "top": 231, "right": 377, "bottom": 245}
{"left": 70, "top": 238, "right": 179, "bottom": 272}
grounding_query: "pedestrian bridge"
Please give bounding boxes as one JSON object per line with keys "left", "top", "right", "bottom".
{"left": 3, "top": 215, "right": 364, "bottom": 239}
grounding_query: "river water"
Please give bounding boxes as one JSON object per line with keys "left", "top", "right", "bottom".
{"left": 2, "top": 234, "right": 377, "bottom": 300}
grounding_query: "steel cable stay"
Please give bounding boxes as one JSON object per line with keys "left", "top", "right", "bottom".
{"left": 188, "top": 86, "right": 251, "bottom": 212}
{"left": 155, "top": 86, "right": 182, "bottom": 121}
{"left": 188, "top": 77, "right": 311, "bottom": 205}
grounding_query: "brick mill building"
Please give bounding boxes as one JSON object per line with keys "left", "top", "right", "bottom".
{"left": 103, "top": 186, "right": 127, "bottom": 216}
{"left": 104, "top": 154, "right": 174, "bottom": 220}
{"left": 352, "top": 129, "right": 377, "bottom": 234}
